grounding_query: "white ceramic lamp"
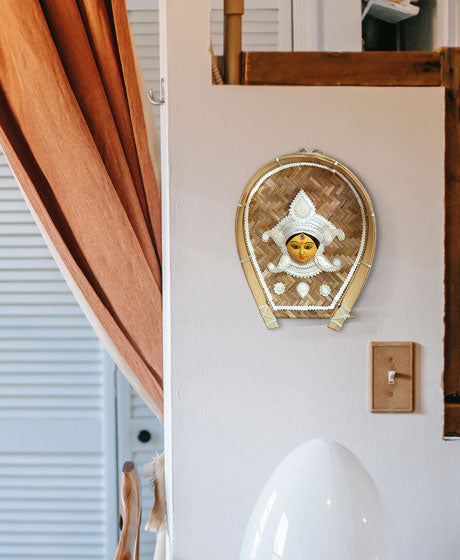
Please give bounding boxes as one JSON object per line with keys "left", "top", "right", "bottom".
{"left": 240, "top": 439, "right": 399, "bottom": 560}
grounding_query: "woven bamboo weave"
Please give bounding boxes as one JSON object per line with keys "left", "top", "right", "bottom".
{"left": 236, "top": 153, "right": 375, "bottom": 327}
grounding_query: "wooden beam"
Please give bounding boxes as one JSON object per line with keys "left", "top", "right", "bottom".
{"left": 242, "top": 51, "right": 442, "bottom": 86}
{"left": 444, "top": 403, "right": 460, "bottom": 438}
{"left": 445, "top": 404, "right": 460, "bottom": 438}
{"left": 224, "top": 0, "right": 244, "bottom": 84}
{"left": 442, "top": 47, "right": 460, "bottom": 438}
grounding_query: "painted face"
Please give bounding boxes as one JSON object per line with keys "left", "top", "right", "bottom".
{"left": 286, "top": 234, "right": 317, "bottom": 263}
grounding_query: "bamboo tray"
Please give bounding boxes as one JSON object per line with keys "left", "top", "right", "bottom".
{"left": 235, "top": 152, "right": 376, "bottom": 330}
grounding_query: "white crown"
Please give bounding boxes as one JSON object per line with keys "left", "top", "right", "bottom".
{"left": 262, "top": 190, "right": 345, "bottom": 279}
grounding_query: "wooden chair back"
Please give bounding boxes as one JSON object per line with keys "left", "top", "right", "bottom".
{"left": 114, "top": 461, "right": 141, "bottom": 560}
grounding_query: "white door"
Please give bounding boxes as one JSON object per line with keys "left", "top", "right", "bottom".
{"left": 0, "top": 148, "right": 118, "bottom": 559}
{"left": 0, "top": 4, "right": 298, "bottom": 559}
{"left": 0, "top": 6, "right": 160, "bottom": 559}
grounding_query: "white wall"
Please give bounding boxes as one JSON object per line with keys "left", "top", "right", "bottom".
{"left": 162, "top": 2, "right": 460, "bottom": 559}
{"left": 291, "top": 0, "right": 362, "bottom": 51}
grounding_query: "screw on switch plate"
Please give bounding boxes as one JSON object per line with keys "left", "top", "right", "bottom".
{"left": 369, "top": 342, "right": 414, "bottom": 413}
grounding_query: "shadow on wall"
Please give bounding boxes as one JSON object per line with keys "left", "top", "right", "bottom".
{"left": 362, "top": 0, "right": 437, "bottom": 51}
{"left": 404, "top": 0, "right": 437, "bottom": 50}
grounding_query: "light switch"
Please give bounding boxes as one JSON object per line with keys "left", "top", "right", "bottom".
{"left": 369, "top": 342, "right": 414, "bottom": 413}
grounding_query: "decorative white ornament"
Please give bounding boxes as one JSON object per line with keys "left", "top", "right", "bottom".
{"left": 296, "top": 282, "right": 310, "bottom": 299}
{"left": 273, "top": 282, "right": 286, "bottom": 295}
{"left": 295, "top": 198, "right": 314, "bottom": 219}
{"left": 263, "top": 189, "right": 345, "bottom": 279}
{"left": 243, "top": 162, "right": 367, "bottom": 311}
{"left": 320, "top": 283, "right": 331, "bottom": 297}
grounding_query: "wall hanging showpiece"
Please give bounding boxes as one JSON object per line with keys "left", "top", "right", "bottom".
{"left": 235, "top": 151, "right": 376, "bottom": 331}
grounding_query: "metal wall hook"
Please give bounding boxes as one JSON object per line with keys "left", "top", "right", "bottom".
{"left": 148, "top": 78, "right": 165, "bottom": 106}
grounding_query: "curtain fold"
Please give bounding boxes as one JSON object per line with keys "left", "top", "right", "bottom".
{"left": 0, "top": 0, "right": 163, "bottom": 416}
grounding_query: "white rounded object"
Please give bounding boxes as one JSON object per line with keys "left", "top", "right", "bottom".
{"left": 274, "top": 283, "right": 286, "bottom": 295}
{"left": 240, "top": 439, "right": 399, "bottom": 560}
{"left": 319, "top": 283, "right": 331, "bottom": 297}
{"left": 296, "top": 282, "right": 310, "bottom": 299}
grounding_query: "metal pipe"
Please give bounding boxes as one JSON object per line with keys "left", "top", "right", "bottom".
{"left": 224, "top": 0, "right": 244, "bottom": 84}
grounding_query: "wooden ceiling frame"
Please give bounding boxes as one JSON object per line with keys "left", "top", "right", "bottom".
{"left": 223, "top": 1, "right": 460, "bottom": 438}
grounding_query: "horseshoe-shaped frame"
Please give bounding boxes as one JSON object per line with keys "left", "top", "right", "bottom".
{"left": 235, "top": 152, "right": 376, "bottom": 331}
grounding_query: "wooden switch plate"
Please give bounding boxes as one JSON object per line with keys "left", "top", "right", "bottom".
{"left": 369, "top": 342, "right": 414, "bottom": 413}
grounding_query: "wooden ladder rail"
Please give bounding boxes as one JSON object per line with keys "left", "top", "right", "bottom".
{"left": 224, "top": 0, "right": 244, "bottom": 84}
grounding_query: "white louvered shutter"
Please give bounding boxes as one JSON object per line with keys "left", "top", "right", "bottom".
{"left": 211, "top": 0, "right": 292, "bottom": 54}
{"left": 0, "top": 149, "right": 117, "bottom": 559}
{"left": 127, "top": 0, "right": 161, "bottom": 128}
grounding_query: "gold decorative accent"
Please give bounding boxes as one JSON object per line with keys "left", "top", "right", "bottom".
{"left": 259, "top": 304, "right": 278, "bottom": 328}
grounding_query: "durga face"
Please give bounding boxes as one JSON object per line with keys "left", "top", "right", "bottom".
{"left": 262, "top": 189, "right": 345, "bottom": 279}
{"left": 286, "top": 233, "right": 319, "bottom": 263}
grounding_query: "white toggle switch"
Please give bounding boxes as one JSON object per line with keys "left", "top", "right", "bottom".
{"left": 388, "top": 370, "right": 396, "bottom": 385}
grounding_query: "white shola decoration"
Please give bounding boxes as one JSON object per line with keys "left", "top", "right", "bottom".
{"left": 320, "top": 283, "right": 331, "bottom": 297}
{"left": 236, "top": 154, "right": 374, "bottom": 328}
{"left": 263, "top": 190, "right": 345, "bottom": 279}
{"left": 273, "top": 282, "right": 285, "bottom": 295}
{"left": 296, "top": 282, "right": 310, "bottom": 299}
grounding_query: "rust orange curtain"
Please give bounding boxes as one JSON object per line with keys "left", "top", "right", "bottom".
{"left": 0, "top": 0, "right": 163, "bottom": 417}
